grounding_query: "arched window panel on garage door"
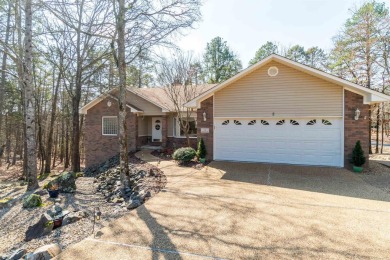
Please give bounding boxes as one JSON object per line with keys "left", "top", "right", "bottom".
{"left": 322, "top": 119, "right": 332, "bottom": 125}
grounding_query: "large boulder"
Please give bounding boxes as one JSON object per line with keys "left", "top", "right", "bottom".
{"left": 48, "top": 172, "right": 77, "bottom": 193}
{"left": 26, "top": 244, "right": 61, "bottom": 260}
{"left": 23, "top": 194, "right": 42, "bottom": 208}
{"left": 25, "top": 213, "right": 54, "bottom": 241}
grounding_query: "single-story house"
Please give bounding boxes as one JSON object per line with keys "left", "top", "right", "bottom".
{"left": 80, "top": 84, "right": 215, "bottom": 167}
{"left": 81, "top": 54, "right": 390, "bottom": 168}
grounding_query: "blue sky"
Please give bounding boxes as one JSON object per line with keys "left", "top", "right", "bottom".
{"left": 177, "top": 0, "right": 379, "bottom": 66}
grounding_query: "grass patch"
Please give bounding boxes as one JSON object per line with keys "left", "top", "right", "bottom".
{"left": 0, "top": 197, "right": 13, "bottom": 203}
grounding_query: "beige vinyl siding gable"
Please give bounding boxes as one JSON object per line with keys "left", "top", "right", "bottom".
{"left": 214, "top": 61, "right": 343, "bottom": 118}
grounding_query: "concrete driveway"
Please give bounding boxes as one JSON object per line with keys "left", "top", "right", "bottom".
{"left": 58, "top": 154, "right": 390, "bottom": 259}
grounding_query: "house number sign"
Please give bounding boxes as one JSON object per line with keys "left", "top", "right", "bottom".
{"left": 200, "top": 128, "right": 209, "bottom": 134}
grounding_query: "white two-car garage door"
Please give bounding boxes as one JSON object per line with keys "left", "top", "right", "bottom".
{"left": 214, "top": 118, "right": 342, "bottom": 167}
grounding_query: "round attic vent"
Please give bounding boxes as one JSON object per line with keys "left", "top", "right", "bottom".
{"left": 268, "top": 66, "right": 279, "bottom": 77}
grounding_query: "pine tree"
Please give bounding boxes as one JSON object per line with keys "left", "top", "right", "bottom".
{"left": 202, "top": 36, "right": 242, "bottom": 83}
{"left": 196, "top": 138, "right": 206, "bottom": 159}
{"left": 352, "top": 140, "right": 366, "bottom": 167}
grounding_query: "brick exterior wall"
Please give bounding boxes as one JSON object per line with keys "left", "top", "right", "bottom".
{"left": 344, "top": 90, "right": 370, "bottom": 168}
{"left": 137, "top": 136, "right": 150, "bottom": 147}
{"left": 166, "top": 137, "right": 197, "bottom": 150}
{"left": 197, "top": 96, "right": 214, "bottom": 161}
{"left": 84, "top": 97, "right": 138, "bottom": 168}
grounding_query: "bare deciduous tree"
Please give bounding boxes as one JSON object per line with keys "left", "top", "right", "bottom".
{"left": 158, "top": 52, "right": 203, "bottom": 147}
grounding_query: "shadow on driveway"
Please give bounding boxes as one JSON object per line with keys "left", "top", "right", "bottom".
{"left": 210, "top": 161, "right": 390, "bottom": 202}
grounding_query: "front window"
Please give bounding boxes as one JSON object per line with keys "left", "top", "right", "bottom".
{"left": 102, "top": 116, "right": 118, "bottom": 136}
{"left": 174, "top": 117, "right": 197, "bottom": 137}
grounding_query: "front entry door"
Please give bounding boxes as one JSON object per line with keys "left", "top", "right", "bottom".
{"left": 152, "top": 117, "right": 162, "bottom": 142}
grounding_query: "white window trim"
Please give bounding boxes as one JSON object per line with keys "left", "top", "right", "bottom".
{"left": 102, "top": 116, "right": 118, "bottom": 136}
{"left": 173, "top": 117, "right": 197, "bottom": 138}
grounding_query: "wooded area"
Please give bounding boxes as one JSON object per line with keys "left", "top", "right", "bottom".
{"left": 0, "top": 0, "right": 389, "bottom": 191}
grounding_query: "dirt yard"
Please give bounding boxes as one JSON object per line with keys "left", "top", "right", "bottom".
{"left": 0, "top": 156, "right": 166, "bottom": 257}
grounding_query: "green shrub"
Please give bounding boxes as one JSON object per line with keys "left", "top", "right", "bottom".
{"left": 76, "top": 172, "right": 84, "bottom": 178}
{"left": 352, "top": 140, "right": 366, "bottom": 167}
{"left": 23, "top": 194, "right": 42, "bottom": 208}
{"left": 196, "top": 138, "right": 207, "bottom": 159}
{"left": 173, "top": 147, "right": 196, "bottom": 163}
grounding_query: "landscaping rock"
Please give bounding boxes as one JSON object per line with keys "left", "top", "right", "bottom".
{"left": 54, "top": 203, "right": 62, "bottom": 213}
{"left": 28, "top": 243, "right": 61, "bottom": 260}
{"left": 7, "top": 248, "right": 26, "bottom": 260}
{"left": 127, "top": 199, "right": 141, "bottom": 210}
{"left": 62, "top": 211, "right": 86, "bottom": 226}
{"left": 23, "top": 194, "right": 42, "bottom": 208}
{"left": 48, "top": 172, "right": 77, "bottom": 193}
{"left": 83, "top": 154, "right": 120, "bottom": 177}
{"left": 25, "top": 213, "right": 53, "bottom": 241}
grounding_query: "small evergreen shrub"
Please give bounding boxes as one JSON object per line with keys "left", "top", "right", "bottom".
{"left": 196, "top": 138, "right": 207, "bottom": 159}
{"left": 173, "top": 147, "right": 196, "bottom": 164}
{"left": 352, "top": 140, "right": 366, "bottom": 167}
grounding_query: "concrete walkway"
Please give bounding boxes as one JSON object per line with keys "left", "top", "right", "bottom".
{"left": 57, "top": 151, "right": 390, "bottom": 259}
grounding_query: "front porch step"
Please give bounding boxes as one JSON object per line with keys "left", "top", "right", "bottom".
{"left": 140, "top": 145, "right": 162, "bottom": 150}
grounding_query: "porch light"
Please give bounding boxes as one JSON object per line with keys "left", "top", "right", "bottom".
{"left": 107, "top": 100, "right": 112, "bottom": 107}
{"left": 355, "top": 108, "right": 360, "bottom": 120}
{"left": 203, "top": 111, "right": 207, "bottom": 122}
{"left": 95, "top": 207, "right": 101, "bottom": 221}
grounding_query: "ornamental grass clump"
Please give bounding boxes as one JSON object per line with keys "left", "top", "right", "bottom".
{"left": 173, "top": 147, "right": 196, "bottom": 165}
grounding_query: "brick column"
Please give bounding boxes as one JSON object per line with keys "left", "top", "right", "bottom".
{"left": 344, "top": 90, "right": 370, "bottom": 168}
{"left": 197, "top": 96, "right": 214, "bottom": 161}
{"left": 161, "top": 115, "right": 168, "bottom": 148}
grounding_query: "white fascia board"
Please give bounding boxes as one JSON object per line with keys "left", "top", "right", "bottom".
{"left": 365, "top": 93, "right": 389, "bottom": 104}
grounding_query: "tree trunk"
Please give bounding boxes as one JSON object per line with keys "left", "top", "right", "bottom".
{"left": 24, "top": 0, "right": 38, "bottom": 190}
{"left": 375, "top": 105, "right": 380, "bottom": 153}
{"left": 65, "top": 116, "right": 70, "bottom": 169}
{"left": 381, "top": 108, "right": 384, "bottom": 154}
{"left": 369, "top": 107, "right": 373, "bottom": 154}
{"left": 116, "top": 0, "right": 130, "bottom": 189}
{"left": 0, "top": 2, "right": 11, "bottom": 145}
{"left": 45, "top": 66, "right": 61, "bottom": 173}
